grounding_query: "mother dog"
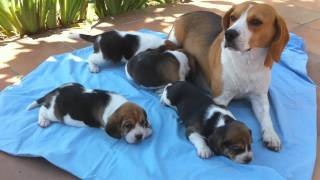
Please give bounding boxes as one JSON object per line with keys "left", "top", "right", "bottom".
{"left": 168, "top": 1, "right": 289, "bottom": 151}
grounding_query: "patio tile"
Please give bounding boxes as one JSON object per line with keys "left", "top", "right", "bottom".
{"left": 272, "top": 4, "right": 320, "bottom": 24}
{"left": 0, "top": 152, "right": 76, "bottom": 180}
{"left": 306, "top": 19, "right": 320, "bottom": 31}
{"left": 307, "top": 52, "right": 320, "bottom": 86}
{"left": 1, "top": 38, "right": 74, "bottom": 76}
{"left": 289, "top": 0, "right": 320, "bottom": 12}
{"left": 293, "top": 26, "right": 320, "bottom": 56}
{"left": 285, "top": 19, "right": 301, "bottom": 31}
{"left": 0, "top": 63, "right": 21, "bottom": 90}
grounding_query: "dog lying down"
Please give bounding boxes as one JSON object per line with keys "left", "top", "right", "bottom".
{"left": 161, "top": 81, "right": 253, "bottom": 164}
{"left": 27, "top": 83, "right": 152, "bottom": 144}
{"left": 125, "top": 46, "right": 195, "bottom": 89}
{"left": 69, "top": 30, "right": 176, "bottom": 73}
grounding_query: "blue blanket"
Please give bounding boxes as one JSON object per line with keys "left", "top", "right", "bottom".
{"left": 0, "top": 29, "right": 316, "bottom": 180}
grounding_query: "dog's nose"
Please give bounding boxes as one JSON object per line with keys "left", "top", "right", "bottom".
{"left": 243, "top": 156, "right": 252, "bottom": 164}
{"left": 225, "top": 29, "right": 239, "bottom": 42}
{"left": 135, "top": 134, "right": 143, "bottom": 141}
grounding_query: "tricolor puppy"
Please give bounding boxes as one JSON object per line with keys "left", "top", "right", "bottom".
{"left": 69, "top": 30, "right": 170, "bottom": 73}
{"left": 168, "top": 2, "right": 289, "bottom": 151}
{"left": 161, "top": 81, "right": 253, "bottom": 164}
{"left": 125, "top": 45, "right": 195, "bottom": 89}
{"left": 27, "top": 83, "right": 152, "bottom": 144}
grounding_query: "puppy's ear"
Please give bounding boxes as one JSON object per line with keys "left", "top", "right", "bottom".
{"left": 208, "top": 128, "right": 226, "bottom": 154}
{"left": 164, "top": 40, "right": 179, "bottom": 50}
{"left": 222, "top": 6, "right": 234, "bottom": 30}
{"left": 105, "top": 114, "right": 123, "bottom": 139}
{"left": 265, "top": 15, "right": 289, "bottom": 68}
{"left": 248, "top": 129, "right": 253, "bottom": 143}
{"left": 158, "top": 40, "right": 179, "bottom": 52}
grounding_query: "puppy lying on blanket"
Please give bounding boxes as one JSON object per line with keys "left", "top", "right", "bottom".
{"left": 27, "top": 83, "right": 152, "bottom": 144}
{"left": 69, "top": 30, "right": 174, "bottom": 73}
{"left": 161, "top": 81, "right": 252, "bottom": 163}
{"left": 125, "top": 46, "right": 195, "bottom": 89}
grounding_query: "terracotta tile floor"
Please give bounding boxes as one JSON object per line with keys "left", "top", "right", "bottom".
{"left": 0, "top": 0, "right": 319, "bottom": 179}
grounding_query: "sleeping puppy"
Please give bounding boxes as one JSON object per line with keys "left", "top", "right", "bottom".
{"left": 161, "top": 81, "right": 252, "bottom": 164}
{"left": 69, "top": 30, "right": 172, "bottom": 73}
{"left": 125, "top": 45, "right": 195, "bottom": 89}
{"left": 27, "top": 83, "right": 152, "bottom": 144}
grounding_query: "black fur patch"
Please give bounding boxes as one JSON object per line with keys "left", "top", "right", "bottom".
{"left": 38, "top": 83, "right": 111, "bottom": 128}
{"left": 164, "top": 81, "right": 234, "bottom": 138}
{"left": 126, "top": 48, "right": 181, "bottom": 88}
{"left": 96, "top": 31, "right": 139, "bottom": 63}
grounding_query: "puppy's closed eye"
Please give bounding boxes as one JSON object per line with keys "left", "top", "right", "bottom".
{"left": 122, "top": 121, "right": 134, "bottom": 130}
{"left": 229, "top": 145, "right": 245, "bottom": 153}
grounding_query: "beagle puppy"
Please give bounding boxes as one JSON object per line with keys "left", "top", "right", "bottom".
{"left": 168, "top": 2, "right": 289, "bottom": 151}
{"left": 125, "top": 44, "right": 195, "bottom": 89}
{"left": 27, "top": 83, "right": 152, "bottom": 144}
{"left": 161, "top": 81, "right": 252, "bottom": 163}
{"left": 69, "top": 30, "right": 169, "bottom": 73}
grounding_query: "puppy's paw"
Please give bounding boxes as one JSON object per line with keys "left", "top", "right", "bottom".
{"left": 262, "top": 130, "right": 281, "bottom": 152}
{"left": 89, "top": 64, "right": 100, "bottom": 73}
{"left": 38, "top": 119, "right": 51, "bottom": 128}
{"left": 197, "top": 145, "right": 213, "bottom": 159}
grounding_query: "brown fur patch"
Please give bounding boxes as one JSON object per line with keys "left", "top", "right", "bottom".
{"left": 208, "top": 33, "right": 224, "bottom": 97}
{"left": 172, "top": 11, "right": 223, "bottom": 90}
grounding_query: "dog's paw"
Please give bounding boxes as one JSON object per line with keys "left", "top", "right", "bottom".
{"left": 38, "top": 119, "right": 51, "bottom": 128}
{"left": 197, "top": 145, "right": 213, "bottom": 159}
{"left": 262, "top": 130, "right": 281, "bottom": 152}
{"left": 89, "top": 64, "right": 100, "bottom": 73}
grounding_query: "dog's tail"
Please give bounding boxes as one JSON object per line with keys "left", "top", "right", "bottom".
{"left": 27, "top": 97, "right": 45, "bottom": 110}
{"left": 27, "top": 88, "right": 57, "bottom": 110}
{"left": 68, "top": 33, "right": 98, "bottom": 43}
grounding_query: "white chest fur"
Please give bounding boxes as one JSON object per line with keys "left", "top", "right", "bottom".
{"left": 220, "top": 45, "right": 271, "bottom": 99}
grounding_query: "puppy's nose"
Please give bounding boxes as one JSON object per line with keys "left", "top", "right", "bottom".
{"left": 225, "top": 29, "right": 239, "bottom": 42}
{"left": 135, "top": 134, "right": 143, "bottom": 141}
{"left": 243, "top": 156, "right": 252, "bottom": 164}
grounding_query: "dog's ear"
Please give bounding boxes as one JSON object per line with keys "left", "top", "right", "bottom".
{"left": 164, "top": 40, "right": 179, "bottom": 50}
{"left": 265, "top": 15, "right": 289, "bottom": 68}
{"left": 222, "top": 6, "right": 235, "bottom": 30}
{"left": 208, "top": 128, "right": 226, "bottom": 154}
{"left": 105, "top": 113, "right": 123, "bottom": 139}
{"left": 158, "top": 40, "right": 179, "bottom": 52}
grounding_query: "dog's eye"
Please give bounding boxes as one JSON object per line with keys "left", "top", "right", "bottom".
{"left": 229, "top": 145, "right": 244, "bottom": 152}
{"left": 250, "top": 18, "right": 263, "bottom": 26}
{"left": 124, "top": 123, "right": 133, "bottom": 129}
{"left": 230, "top": 15, "right": 237, "bottom": 22}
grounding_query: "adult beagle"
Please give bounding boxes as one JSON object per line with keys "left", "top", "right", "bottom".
{"left": 27, "top": 83, "right": 152, "bottom": 144}
{"left": 168, "top": 2, "right": 289, "bottom": 151}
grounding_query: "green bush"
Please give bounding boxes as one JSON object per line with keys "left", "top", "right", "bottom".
{"left": 0, "top": 0, "right": 177, "bottom": 38}
{"left": 58, "top": 0, "right": 88, "bottom": 26}
{"left": 94, "top": 0, "right": 148, "bottom": 18}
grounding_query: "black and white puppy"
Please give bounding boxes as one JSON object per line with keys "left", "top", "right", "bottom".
{"left": 27, "top": 83, "right": 152, "bottom": 144}
{"left": 125, "top": 46, "right": 195, "bottom": 89}
{"left": 69, "top": 30, "right": 170, "bottom": 73}
{"left": 160, "top": 81, "right": 253, "bottom": 163}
